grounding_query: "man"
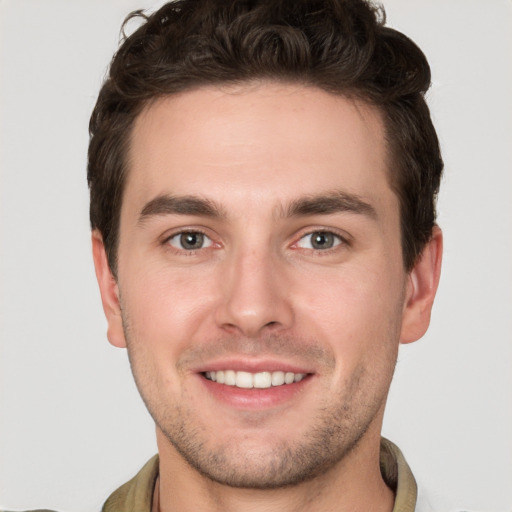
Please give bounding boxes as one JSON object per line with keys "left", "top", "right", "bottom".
{"left": 87, "top": 0, "right": 445, "bottom": 511}
{"left": 9, "top": 0, "right": 445, "bottom": 510}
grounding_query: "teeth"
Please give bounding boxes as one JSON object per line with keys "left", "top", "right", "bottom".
{"left": 224, "top": 370, "right": 236, "bottom": 385}
{"left": 205, "top": 370, "right": 306, "bottom": 388}
{"left": 254, "top": 371, "right": 271, "bottom": 388}
{"left": 236, "top": 371, "right": 254, "bottom": 388}
{"left": 271, "top": 371, "right": 284, "bottom": 386}
{"left": 285, "top": 372, "right": 295, "bottom": 384}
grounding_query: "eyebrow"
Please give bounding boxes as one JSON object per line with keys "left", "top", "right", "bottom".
{"left": 137, "top": 190, "right": 377, "bottom": 224}
{"left": 138, "top": 194, "right": 226, "bottom": 224}
{"left": 284, "top": 191, "right": 377, "bottom": 220}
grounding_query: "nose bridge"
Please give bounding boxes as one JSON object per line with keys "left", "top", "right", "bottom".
{"left": 216, "top": 240, "right": 292, "bottom": 336}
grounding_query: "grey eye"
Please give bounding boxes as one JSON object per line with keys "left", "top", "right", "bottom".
{"left": 297, "top": 231, "right": 342, "bottom": 250}
{"left": 168, "top": 232, "right": 212, "bottom": 250}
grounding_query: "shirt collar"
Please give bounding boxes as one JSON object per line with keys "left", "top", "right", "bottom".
{"left": 380, "top": 437, "right": 418, "bottom": 512}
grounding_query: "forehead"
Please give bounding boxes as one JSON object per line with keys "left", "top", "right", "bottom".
{"left": 124, "top": 83, "right": 394, "bottom": 216}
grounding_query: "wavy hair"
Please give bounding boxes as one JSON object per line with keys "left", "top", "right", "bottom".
{"left": 88, "top": 0, "right": 443, "bottom": 274}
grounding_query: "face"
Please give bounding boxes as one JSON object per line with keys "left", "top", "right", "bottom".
{"left": 93, "top": 83, "right": 440, "bottom": 489}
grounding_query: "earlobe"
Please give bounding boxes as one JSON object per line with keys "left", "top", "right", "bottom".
{"left": 91, "top": 230, "right": 127, "bottom": 348}
{"left": 400, "top": 226, "right": 443, "bottom": 344}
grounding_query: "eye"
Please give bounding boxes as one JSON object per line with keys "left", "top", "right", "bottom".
{"left": 167, "top": 231, "right": 213, "bottom": 251}
{"left": 296, "top": 231, "right": 343, "bottom": 250}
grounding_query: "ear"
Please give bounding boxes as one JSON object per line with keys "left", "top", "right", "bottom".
{"left": 91, "top": 230, "right": 127, "bottom": 348}
{"left": 400, "top": 226, "right": 443, "bottom": 344}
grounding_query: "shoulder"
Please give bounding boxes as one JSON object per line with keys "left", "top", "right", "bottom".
{"left": 102, "top": 455, "right": 159, "bottom": 512}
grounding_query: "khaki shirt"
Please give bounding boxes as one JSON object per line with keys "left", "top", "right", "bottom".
{"left": 101, "top": 438, "right": 418, "bottom": 512}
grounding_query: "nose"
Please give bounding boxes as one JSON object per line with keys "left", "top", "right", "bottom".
{"left": 215, "top": 247, "right": 294, "bottom": 337}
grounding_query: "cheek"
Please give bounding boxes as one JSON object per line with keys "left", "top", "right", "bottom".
{"left": 292, "top": 262, "right": 405, "bottom": 361}
{"left": 120, "top": 263, "right": 220, "bottom": 355}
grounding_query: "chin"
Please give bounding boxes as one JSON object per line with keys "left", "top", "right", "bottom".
{"left": 158, "top": 409, "right": 369, "bottom": 489}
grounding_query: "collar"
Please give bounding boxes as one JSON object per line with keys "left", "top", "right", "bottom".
{"left": 380, "top": 438, "right": 418, "bottom": 512}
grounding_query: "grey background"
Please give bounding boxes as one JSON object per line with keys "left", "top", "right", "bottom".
{"left": 1, "top": 0, "right": 511, "bottom": 510}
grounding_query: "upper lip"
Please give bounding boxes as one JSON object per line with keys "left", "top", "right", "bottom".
{"left": 193, "top": 357, "right": 314, "bottom": 375}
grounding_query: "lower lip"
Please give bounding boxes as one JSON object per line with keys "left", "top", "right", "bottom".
{"left": 199, "top": 374, "right": 311, "bottom": 409}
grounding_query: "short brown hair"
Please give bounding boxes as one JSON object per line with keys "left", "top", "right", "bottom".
{"left": 88, "top": 0, "right": 443, "bottom": 274}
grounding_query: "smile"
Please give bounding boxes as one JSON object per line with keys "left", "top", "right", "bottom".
{"left": 204, "top": 370, "right": 307, "bottom": 389}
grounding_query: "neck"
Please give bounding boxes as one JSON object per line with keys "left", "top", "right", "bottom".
{"left": 154, "top": 429, "right": 394, "bottom": 512}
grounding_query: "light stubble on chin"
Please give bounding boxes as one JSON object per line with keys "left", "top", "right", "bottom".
{"left": 156, "top": 367, "right": 381, "bottom": 490}
{"left": 120, "top": 300, "right": 399, "bottom": 490}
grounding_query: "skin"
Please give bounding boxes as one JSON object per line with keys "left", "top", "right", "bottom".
{"left": 93, "top": 82, "right": 442, "bottom": 512}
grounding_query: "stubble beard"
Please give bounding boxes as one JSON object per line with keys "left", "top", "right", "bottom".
{"left": 155, "top": 369, "right": 386, "bottom": 490}
{"left": 126, "top": 347, "right": 396, "bottom": 489}
{"left": 121, "top": 306, "right": 399, "bottom": 490}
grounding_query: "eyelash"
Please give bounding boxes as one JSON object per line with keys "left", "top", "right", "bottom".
{"left": 162, "top": 229, "right": 215, "bottom": 254}
{"left": 293, "top": 229, "right": 350, "bottom": 253}
{"left": 161, "top": 228, "right": 351, "bottom": 255}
